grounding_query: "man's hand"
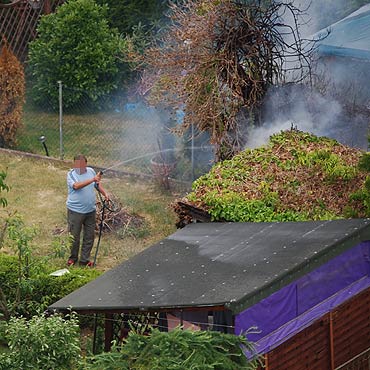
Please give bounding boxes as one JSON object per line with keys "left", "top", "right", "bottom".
{"left": 94, "top": 172, "right": 102, "bottom": 183}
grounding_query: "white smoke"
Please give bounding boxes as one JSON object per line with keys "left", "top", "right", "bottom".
{"left": 245, "top": 1, "right": 370, "bottom": 151}
{"left": 246, "top": 88, "right": 343, "bottom": 149}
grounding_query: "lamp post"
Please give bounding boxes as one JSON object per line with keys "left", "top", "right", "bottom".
{"left": 38, "top": 135, "right": 49, "bottom": 157}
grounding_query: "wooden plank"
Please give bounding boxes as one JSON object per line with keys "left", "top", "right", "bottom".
{"left": 267, "top": 316, "right": 331, "bottom": 370}
{"left": 264, "top": 287, "right": 370, "bottom": 370}
{"left": 333, "top": 290, "right": 370, "bottom": 368}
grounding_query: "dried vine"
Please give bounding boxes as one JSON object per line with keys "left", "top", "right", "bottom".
{"left": 130, "top": 0, "right": 321, "bottom": 161}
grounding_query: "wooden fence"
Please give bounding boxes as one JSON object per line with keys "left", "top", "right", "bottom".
{"left": 259, "top": 286, "right": 370, "bottom": 370}
{"left": 0, "top": 0, "right": 64, "bottom": 62}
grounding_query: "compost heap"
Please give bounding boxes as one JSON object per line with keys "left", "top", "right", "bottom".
{"left": 173, "top": 129, "right": 370, "bottom": 227}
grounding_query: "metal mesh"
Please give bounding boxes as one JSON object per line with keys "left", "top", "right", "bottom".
{"left": 16, "top": 84, "right": 214, "bottom": 185}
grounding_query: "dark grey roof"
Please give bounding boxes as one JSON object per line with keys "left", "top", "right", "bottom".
{"left": 49, "top": 219, "right": 370, "bottom": 314}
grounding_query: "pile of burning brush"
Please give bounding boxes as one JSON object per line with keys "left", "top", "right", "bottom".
{"left": 95, "top": 194, "right": 144, "bottom": 234}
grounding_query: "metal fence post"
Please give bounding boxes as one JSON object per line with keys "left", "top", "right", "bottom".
{"left": 191, "top": 123, "right": 194, "bottom": 182}
{"left": 57, "top": 80, "right": 64, "bottom": 159}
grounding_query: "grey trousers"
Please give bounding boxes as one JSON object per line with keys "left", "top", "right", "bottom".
{"left": 67, "top": 209, "right": 96, "bottom": 264}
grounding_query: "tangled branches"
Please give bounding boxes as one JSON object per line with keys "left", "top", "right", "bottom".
{"left": 131, "top": 0, "right": 319, "bottom": 161}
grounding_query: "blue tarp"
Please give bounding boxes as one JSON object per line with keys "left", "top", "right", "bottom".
{"left": 235, "top": 241, "right": 370, "bottom": 355}
{"left": 315, "top": 5, "right": 370, "bottom": 60}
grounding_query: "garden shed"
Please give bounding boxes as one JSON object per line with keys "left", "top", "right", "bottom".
{"left": 49, "top": 219, "right": 370, "bottom": 369}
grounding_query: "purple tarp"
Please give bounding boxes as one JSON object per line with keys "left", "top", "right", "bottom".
{"left": 235, "top": 241, "right": 370, "bottom": 354}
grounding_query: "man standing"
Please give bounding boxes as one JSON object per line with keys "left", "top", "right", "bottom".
{"left": 66, "top": 154, "right": 109, "bottom": 267}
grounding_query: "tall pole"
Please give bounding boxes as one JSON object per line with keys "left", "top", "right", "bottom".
{"left": 191, "top": 123, "right": 194, "bottom": 182}
{"left": 58, "top": 81, "right": 64, "bottom": 160}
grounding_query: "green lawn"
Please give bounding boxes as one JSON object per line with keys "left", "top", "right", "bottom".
{"left": 0, "top": 150, "right": 178, "bottom": 271}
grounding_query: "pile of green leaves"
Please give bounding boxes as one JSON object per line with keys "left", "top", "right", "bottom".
{"left": 85, "top": 328, "right": 260, "bottom": 370}
{"left": 176, "top": 130, "right": 370, "bottom": 223}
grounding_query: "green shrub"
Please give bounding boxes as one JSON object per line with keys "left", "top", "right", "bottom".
{"left": 0, "top": 254, "right": 18, "bottom": 300}
{"left": 0, "top": 253, "right": 101, "bottom": 317}
{"left": 0, "top": 313, "right": 80, "bottom": 370}
{"left": 85, "top": 327, "right": 260, "bottom": 370}
{"left": 0, "top": 170, "right": 9, "bottom": 209}
{"left": 28, "top": 0, "right": 125, "bottom": 110}
{"left": 358, "top": 152, "right": 370, "bottom": 172}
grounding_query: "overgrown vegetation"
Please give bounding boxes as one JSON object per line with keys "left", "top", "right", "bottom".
{"left": 84, "top": 327, "right": 260, "bottom": 370}
{"left": 174, "top": 129, "right": 370, "bottom": 225}
{"left": 0, "top": 41, "right": 25, "bottom": 148}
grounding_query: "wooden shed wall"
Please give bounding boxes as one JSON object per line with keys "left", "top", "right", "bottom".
{"left": 259, "top": 286, "right": 370, "bottom": 370}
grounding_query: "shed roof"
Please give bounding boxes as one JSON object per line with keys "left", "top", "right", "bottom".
{"left": 49, "top": 219, "right": 370, "bottom": 314}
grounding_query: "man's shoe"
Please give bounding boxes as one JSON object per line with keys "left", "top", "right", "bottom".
{"left": 67, "top": 259, "right": 75, "bottom": 267}
{"left": 79, "top": 261, "right": 94, "bottom": 267}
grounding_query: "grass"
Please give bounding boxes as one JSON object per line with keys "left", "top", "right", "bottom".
{"left": 0, "top": 150, "right": 179, "bottom": 271}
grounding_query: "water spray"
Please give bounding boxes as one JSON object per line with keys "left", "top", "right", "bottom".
{"left": 97, "top": 146, "right": 213, "bottom": 176}
{"left": 92, "top": 145, "right": 212, "bottom": 265}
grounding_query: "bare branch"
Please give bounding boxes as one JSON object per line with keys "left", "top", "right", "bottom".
{"left": 129, "top": 0, "right": 322, "bottom": 161}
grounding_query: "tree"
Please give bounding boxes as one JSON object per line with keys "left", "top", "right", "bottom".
{"left": 0, "top": 41, "right": 25, "bottom": 148}
{"left": 95, "top": 0, "right": 170, "bottom": 36}
{"left": 131, "top": 0, "right": 318, "bottom": 161}
{"left": 28, "top": 0, "right": 125, "bottom": 109}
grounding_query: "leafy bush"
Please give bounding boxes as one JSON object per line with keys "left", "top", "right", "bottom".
{"left": 0, "top": 42, "right": 25, "bottom": 147}
{"left": 0, "top": 253, "right": 101, "bottom": 317}
{"left": 0, "top": 313, "right": 80, "bottom": 370}
{"left": 28, "top": 0, "right": 125, "bottom": 110}
{"left": 85, "top": 327, "right": 260, "bottom": 370}
{"left": 0, "top": 171, "right": 9, "bottom": 209}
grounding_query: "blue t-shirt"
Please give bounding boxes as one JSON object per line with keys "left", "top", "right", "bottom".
{"left": 66, "top": 167, "right": 97, "bottom": 214}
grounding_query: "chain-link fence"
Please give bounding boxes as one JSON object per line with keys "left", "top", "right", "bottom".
{"left": 16, "top": 83, "right": 214, "bottom": 187}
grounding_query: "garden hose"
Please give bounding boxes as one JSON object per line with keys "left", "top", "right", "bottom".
{"left": 93, "top": 182, "right": 117, "bottom": 267}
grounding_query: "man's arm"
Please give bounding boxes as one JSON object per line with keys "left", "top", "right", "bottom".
{"left": 96, "top": 182, "right": 109, "bottom": 200}
{"left": 72, "top": 172, "right": 101, "bottom": 190}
